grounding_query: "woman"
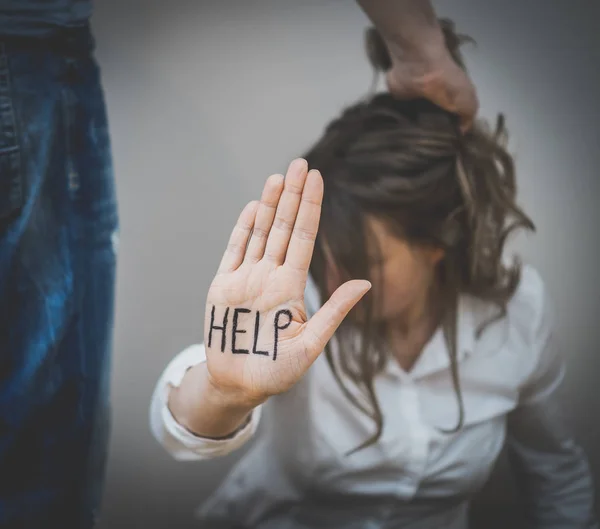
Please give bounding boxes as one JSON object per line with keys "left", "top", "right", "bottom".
{"left": 150, "top": 21, "right": 596, "bottom": 529}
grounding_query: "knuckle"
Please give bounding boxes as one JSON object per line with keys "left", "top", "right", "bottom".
{"left": 285, "top": 183, "right": 304, "bottom": 195}
{"left": 261, "top": 197, "right": 279, "bottom": 210}
{"left": 303, "top": 326, "right": 323, "bottom": 352}
{"left": 292, "top": 226, "right": 316, "bottom": 241}
{"left": 263, "top": 248, "right": 281, "bottom": 262}
{"left": 329, "top": 298, "right": 345, "bottom": 317}
{"left": 238, "top": 219, "right": 254, "bottom": 231}
{"left": 251, "top": 227, "right": 268, "bottom": 240}
{"left": 301, "top": 196, "right": 322, "bottom": 206}
{"left": 273, "top": 216, "right": 294, "bottom": 231}
{"left": 226, "top": 242, "right": 244, "bottom": 254}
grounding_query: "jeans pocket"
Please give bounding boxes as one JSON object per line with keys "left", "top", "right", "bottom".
{"left": 0, "top": 42, "right": 23, "bottom": 223}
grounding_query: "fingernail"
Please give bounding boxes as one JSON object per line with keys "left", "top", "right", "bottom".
{"left": 290, "top": 158, "right": 308, "bottom": 172}
{"left": 268, "top": 173, "right": 284, "bottom": 184}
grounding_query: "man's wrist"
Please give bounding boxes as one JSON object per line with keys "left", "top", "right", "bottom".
{"left": 384, "top": 25, "right": 448, "bottom": 70}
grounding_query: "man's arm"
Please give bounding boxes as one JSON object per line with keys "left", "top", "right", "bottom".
{"left": 357, "top": 0, "right": 445, "bottom": 63}
{"left": 356, "top": 0, "right": 478, "bottom": 131}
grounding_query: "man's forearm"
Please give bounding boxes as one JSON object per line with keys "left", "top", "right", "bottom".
{"left": 358, "top": 0, "right": 478, "bottom": 130}
{"left": 357, "top": 0, "right": 445, "bottom": 61}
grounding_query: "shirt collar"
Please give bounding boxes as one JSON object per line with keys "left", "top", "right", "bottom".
{"left": 388, "top": 295, "right": 477, "bottom": 380}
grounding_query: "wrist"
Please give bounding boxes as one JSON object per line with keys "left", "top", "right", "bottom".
{"left": 385, "top": 26, "right": 448, "bottom": 72}
{"left": 168, "top": 364, "right": 262, "bottom": 438}
{"left": 204, "top": 366, "right": 267, "bottom": 413}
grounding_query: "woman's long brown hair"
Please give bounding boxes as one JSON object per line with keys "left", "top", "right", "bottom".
{"left": 305, "top": 19, "right": 535, "bottom": 454}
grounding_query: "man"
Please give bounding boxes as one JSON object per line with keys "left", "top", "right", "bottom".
{"left": 0, "top": 0, "right": 476, "bottom": 526}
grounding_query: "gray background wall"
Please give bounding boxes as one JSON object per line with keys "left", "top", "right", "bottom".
{"left": 91, "top": 1, "right": 600, "bottom": 527}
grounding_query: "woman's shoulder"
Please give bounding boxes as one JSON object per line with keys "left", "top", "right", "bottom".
{"left": 478, "top": 262, "right": 554, "bottom": 369}
{"left": 466, "top": 261, "right": 552, "bottom": 355}
{"left": 506, "top": 262, "right": 552, "bottom": 337}
{"left": 464, "top": 263, "right": 556, "bottom": 392}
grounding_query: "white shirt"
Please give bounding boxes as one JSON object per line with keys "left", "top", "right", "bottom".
{"left": 150, "top": 265, "right": 596, "bottom": 528}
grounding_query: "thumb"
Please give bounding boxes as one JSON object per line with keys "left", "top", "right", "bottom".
{"left": 302, "top": 280, "right": 371, "bottom": 361}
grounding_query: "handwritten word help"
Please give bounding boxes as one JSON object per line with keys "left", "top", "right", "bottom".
{"left": 208, "top": 306, "right": 292, "bottom": 361}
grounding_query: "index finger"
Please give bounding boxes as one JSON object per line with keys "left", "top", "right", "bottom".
{"left": 217, "top": 200, "right": 259, "bottom": 274}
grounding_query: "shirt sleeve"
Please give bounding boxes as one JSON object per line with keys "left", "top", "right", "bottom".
{"left": 149, "top": 343, "right": 262, "bottom": 461}
{"left": 506, "top": 272, "right": 598, "bottom": 528}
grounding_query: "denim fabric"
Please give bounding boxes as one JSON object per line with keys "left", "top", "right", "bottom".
{"left": 0, "top": 25, "right": 117, "bottom": 528}
{"left": 0, "top": 1, "right": 93, "bottom": 37}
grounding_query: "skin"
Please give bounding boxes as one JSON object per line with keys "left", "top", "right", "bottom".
{"left": 325, "top": 216, "right": 444, "bottom": 372}
{"left": 357, "top": 0, "right": 479, "bottom": 131}
{"left": 325, "top": 216, "right": 442, "bottom": 326}
{"left": 169, "top": 160, "right": 443, "bottom": 437}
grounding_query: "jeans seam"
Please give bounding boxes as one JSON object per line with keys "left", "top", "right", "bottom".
{"left": 0, "top": 40, "right": 23, "bottom": 219}
{"left": 60, "top": 82, "right": 81, "bottom": 196}
{"left": 0, "top": 42, "right": 19, "bottom": 148}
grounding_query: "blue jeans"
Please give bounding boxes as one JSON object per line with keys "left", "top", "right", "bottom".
{"left": 0, "top": 25, "right": 117, "bottom": 528}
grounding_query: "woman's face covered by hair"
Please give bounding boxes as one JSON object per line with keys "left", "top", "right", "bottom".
{"left": 323, "top": 215, "right": 443, "bottom": 324}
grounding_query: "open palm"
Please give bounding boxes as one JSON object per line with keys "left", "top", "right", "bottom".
{"left": 204, "top": 159, "right": 370, "bottom": 402}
